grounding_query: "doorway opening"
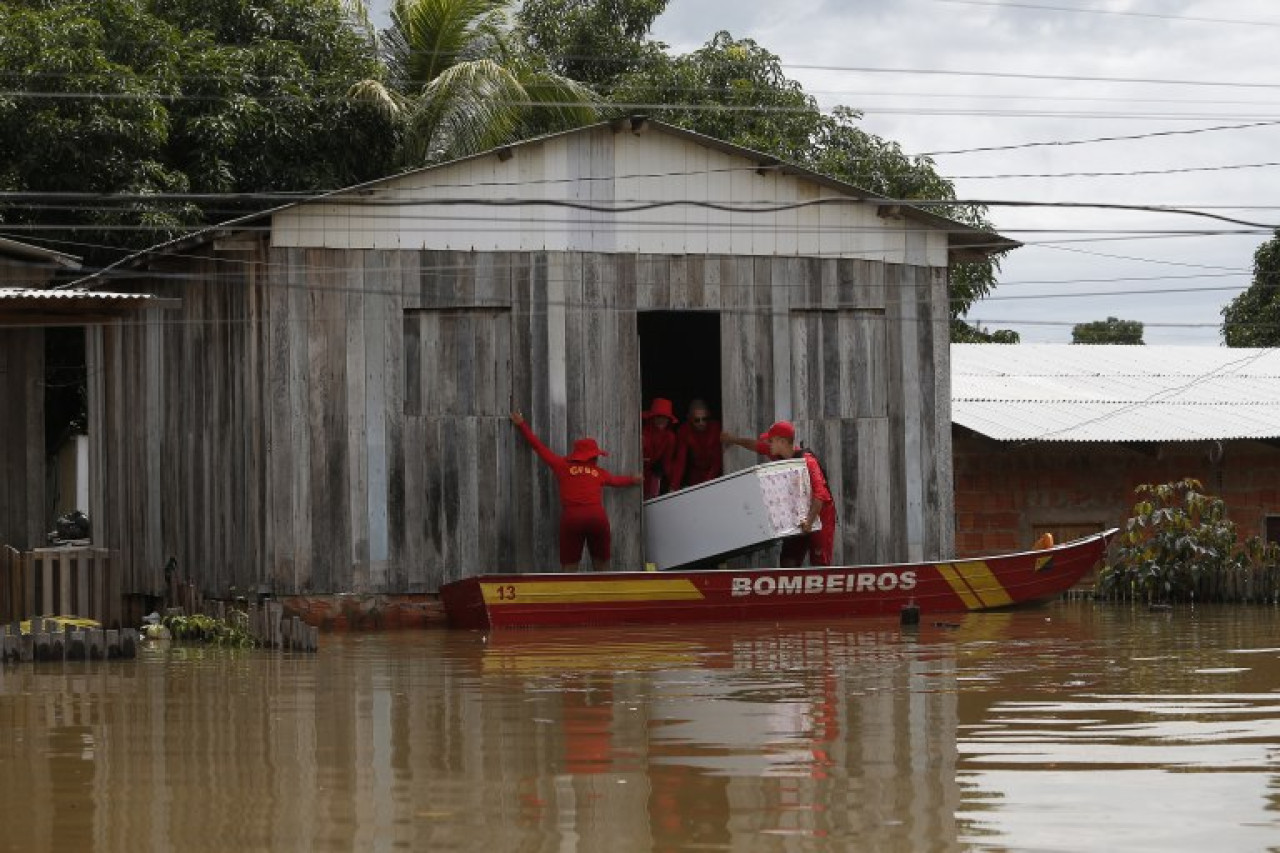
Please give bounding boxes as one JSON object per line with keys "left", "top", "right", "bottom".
{"left": 637, "top": 311, "right": 721, "bottom": 424}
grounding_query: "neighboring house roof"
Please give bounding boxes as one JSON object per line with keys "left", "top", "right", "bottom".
{"left": 952, "top": 344, "right": 1280, "bottom": 443}
{"left": 0, "top": 235, "right": 82, "bottom": 269}
{"left": 0, "top": 288, "right": 173, "bottom": 325}
{"left": 70, "top": 117, "right": 1018, "bottom": 288}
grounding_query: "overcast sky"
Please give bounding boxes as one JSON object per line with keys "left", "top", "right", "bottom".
{"left": 372, "top": 0, "right": 1280, "bottom": 345}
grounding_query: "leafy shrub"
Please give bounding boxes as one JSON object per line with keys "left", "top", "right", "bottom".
{"left": 162, "top": 611, "right": 257, "bottom": 647}
{"left": 1097, "top": 478, "right": 1280, "bottom": 603}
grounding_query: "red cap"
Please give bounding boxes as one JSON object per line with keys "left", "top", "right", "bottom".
{"left": 642, "top": 397, "right": 679, "bottom": 423}
{"left": 566, "top": 437, "right": 608, "bottom": 462}
{"left": 765, "top": 421, "right": 796, "bottom": 441}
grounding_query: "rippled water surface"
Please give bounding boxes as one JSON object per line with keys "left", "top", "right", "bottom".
{"left": 3, "top": 603, "right": 1280, "bottom": 851}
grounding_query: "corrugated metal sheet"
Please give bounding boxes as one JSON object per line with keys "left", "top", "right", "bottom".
{"left": 0, "top": 288, "right": 149, "bottom": 302}
{"left": 952, "top": 344, "right": 1280, "bottom": 442}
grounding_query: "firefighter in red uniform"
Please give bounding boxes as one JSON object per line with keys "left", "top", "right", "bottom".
{"left": 670, "top": 398, "right": 723, "bottom": 489}
{"left": 723, "top": 420, "right": 836, "bottom": 567}
{"left": 641, "top": 397, "right": 679, "bottom": 498}
{"left": 511, "top": 411, "right": 640, "bottom": 572}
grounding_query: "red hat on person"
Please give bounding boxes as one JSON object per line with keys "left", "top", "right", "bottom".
{"left": 566, "top": 437, "right": 608, "bottom": 462}
{"left": 765, "top": 421, "right": 796, "bottom": 441}
{"left": 642, "top": 397, "right": 679, "bottom": 423}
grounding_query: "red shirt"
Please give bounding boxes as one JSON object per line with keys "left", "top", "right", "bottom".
{"left": 517, "top": 422, "right": 638, "bottom": 508}
{"left": 800, "top": 453, "right": 834, "bottom": 507}
{"left": 642, "top": 422, "right": 677, "bottom": 478}
{"left": 671, "top": 421, "right": 723, "bottom": 488}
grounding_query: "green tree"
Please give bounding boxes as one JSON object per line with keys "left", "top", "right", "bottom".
{"left": 515, "top": 0, "right": 669, "bottom": 94}
{"left": 608, "top": 32, "right": 1009, "bottom": 338}
{"left": 0, "top": 1, "right": 195, "bottom": 256}
{"left": 155, "top": 0, "right": 397, "bottom": 201}
{"left": 1072, "top": 316, "right": 1144, "bottom": 345}
{"left": 0, "top": 0, "right": 397, "bottom": 264}
{"left": 951, "top": 321, "right": 1020, "bottom": 343}
{"left": 1221, "top": 229, "right": 1280, "bottom": 346}
{"left": 353, "top": 0, "right": 598, "bottom": 165}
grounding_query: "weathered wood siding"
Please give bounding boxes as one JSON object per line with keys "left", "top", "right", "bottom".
{"left": 0, "top": 330, "right": 46, "bottom": 548}
{"left": 89, "top": 242, "right": 952, "bottom": 594}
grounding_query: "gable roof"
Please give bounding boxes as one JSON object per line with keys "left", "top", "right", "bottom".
{"left": 0, "top": 235, "right": 81, "bottom": 269}
{"left": 71, "top": 117, "right": 1017, "bottom": 288}
{"left": 952, "top": 343, "right": 1280, "bottom": 443}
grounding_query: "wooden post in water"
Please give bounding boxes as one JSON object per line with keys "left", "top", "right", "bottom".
{"left": 67, "top": 630, "right": 86, "bottom": 661}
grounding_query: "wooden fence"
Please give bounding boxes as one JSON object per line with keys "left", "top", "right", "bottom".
{"left": 165, "top": 576, "right": 318, "bottom": 652}
{"left": 0, "top": 546, "right": 25, "bottom": 623}
{"left": 1, "top": 620, "right": 139, "bottom": 663}
{"left": 0, "top": 546, "right": 121, "bottom": 627}
{"left": 1093, "top": 563, "right": 1280, "bottom": 604}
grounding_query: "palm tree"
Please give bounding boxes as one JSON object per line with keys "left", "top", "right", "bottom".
{"left": 351, "top": 0, "right": 598, "bottom": 165}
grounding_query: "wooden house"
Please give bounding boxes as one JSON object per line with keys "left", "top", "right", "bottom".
{"left": 80, "top": 119, "right": 1016, "bottom": 600}
{"left": 0, "top": 237, "right": 82, "bottom": 549}
{"left": 1, "top": 236, "right": 168, "bottom": 553}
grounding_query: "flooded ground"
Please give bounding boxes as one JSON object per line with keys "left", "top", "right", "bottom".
{"left": 3, "top": 603, "right": 1280, "bottom": 851}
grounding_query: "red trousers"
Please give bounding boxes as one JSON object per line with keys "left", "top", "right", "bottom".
{"left": 559, "top": 505, "right": 612, "bottom": 564}
{"left": 780, "top": 507, "right": 837, "bottom": 567}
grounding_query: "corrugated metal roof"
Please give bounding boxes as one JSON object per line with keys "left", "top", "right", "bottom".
{"left": 0, "top": 288, "right": 173, "bottom": 325}
{"left": 0, "top": 288, "right": 152, "bottom": 302}
{"left": 952, "top": 344, "right": 1280, "bottom": 442}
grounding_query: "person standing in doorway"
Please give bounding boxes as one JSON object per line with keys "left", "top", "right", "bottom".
{"left": 641, "top": 397, "right": 679, "bottom": 498}
{"left": 510, "top": 410, "right": 640, "bottom": 572}
{"left": 671, "top": 398, "right": 723, "bottom": 489}
{"left": 723, "top": 420, "right": 837, "bottom": 567}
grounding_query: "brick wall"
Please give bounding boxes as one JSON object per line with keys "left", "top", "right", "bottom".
{"left": 953, "top": 431, "right": 1280, "bottom": 557}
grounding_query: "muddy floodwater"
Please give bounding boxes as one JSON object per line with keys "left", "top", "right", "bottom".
{"left": 4, "top": 603, "right": 1280, "bottom": 852}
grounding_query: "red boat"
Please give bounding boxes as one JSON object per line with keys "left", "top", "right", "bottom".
{"left": 439, "top": 530, "right": 1116, "bottom": 630}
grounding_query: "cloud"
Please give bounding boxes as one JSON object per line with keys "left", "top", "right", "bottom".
{"left": 653, "top": 0, "right": 1280, "bottom": 344}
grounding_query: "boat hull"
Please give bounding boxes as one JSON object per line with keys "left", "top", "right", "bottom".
{"left": 439, "top": 530, "right": 1116, "bottom": 630}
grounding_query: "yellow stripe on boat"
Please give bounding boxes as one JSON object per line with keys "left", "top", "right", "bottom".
{"left": 937, "top": 561, "right": 1014, "bottom": 609}
{"left": 937, "top": 563, "right": 983, "bottom": 609}
{"left": 480, "top": 578, "right": 705, "bottom": 606}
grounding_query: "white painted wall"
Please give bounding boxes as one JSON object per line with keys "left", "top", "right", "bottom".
{"left": 271, "top": 127, "right": 953, "bottom": 267}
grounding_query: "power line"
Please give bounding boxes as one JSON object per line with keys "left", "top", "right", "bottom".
{"left": 5, "top": 191, "right": 1273, "bottom": 228}
{"left": 7, "top": 232, "right": 1259, "bottom": 294}
{"left": 1037, "top": 244, "right": 1250, "bottom": 271}
{"left": 948, "top": 161, "right": 1280, "bottom": 180}
{"left": 925, "top": 0, "right": 1280, "bottom": 29}
{"left": 918, "top": 120, "right": 1280, "bottom": 156}
{"left": 782, "top": 63, "right": 1280, "bottom": 91}
{"left": 5, "top": 88, "right": 1280, "bottom": 122}
{"left": 1018, "top": 347, "right": 1280, "bottom": 444}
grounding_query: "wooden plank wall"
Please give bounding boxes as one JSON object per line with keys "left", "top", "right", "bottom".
{"left": 89, "top": 246, "right": 951, "bottom": 595}
{"left": 0, "top": 329, "right": 46, "bottom": 550}
{"left": 89, "top": 249, "right": 263, "bottom": 598}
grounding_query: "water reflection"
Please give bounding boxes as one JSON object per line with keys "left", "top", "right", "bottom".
{"left": 1, "top": 606, "right": 1279, "bottom": 851}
